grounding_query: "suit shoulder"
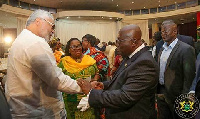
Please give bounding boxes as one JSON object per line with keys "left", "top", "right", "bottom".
{"left": 178, "top": 41, "right": 195, "bottom": 54}
{"left": 138, "top": 50, "right": 157, "bottom": 63}
{"left": 179, "top": 41, "right": 193, "bottom": 48}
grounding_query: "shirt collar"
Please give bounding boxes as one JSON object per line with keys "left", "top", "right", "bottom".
{"left": 163, "top": 38, "right": 178, "bottom": 50}
{"left": 128, "top": 43, "right": 145, "bottom": 59}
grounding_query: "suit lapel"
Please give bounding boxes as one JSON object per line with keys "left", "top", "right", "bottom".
{"left": 158, "top": 47, "right": 164, "bottom": 65}
{"left": 106, "top": 47, "right": 149, "bottom": 89}
{"left": 165, "top": 41, "right": 180, "bottom": 70}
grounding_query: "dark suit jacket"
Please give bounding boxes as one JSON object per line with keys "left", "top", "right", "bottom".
{"left": 89, "top": 47, "right": 159, "bottom": 119}
{"left": 155, "top": 35, "right": 194, "bottom": 62}
{"left": 158, "top": 40, "right": 195, "bottom": 106}
{"left": 190, "top": 53, "right": 200, "bottom": 91}
{"left": 177, "top": 34, "right": 194, "bottom": 47}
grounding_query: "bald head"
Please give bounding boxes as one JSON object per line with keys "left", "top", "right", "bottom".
{"left": 120, "top": 24, "right": 142, "bottom": 42}
{"left": 117, "top": 24, "right": 143, "bottom": 57}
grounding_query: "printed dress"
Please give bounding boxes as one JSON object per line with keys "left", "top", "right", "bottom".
{"left": 58, "top": 55, "right": 98, "bottom": 119}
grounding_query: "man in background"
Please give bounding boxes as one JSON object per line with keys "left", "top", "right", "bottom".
{"left": 157, "top": 20, "right": 195, "bottom": 119}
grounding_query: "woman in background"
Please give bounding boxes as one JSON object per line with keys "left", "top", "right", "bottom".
{"left": 58, "top": 38, "right": 99, "bottom": 119}
{"left": 82, "top": 34, "right": 109, "bottom": 82}
{"left": 48, "top": 38, "right": 64, "bottom": 64}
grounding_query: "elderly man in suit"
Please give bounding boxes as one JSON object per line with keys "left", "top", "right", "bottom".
{"left": 157, "top": 20, "right": 195, "bottom": 119}
{"left": 77, "top": 24, "right": 159, "bottom": 119}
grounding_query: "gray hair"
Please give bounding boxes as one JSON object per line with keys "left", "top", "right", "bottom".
{"left": 26, "top": 9, "right": 54, "bottom": 26}
{"left": 162, "top": 19, "right": 176, "bottom": 26}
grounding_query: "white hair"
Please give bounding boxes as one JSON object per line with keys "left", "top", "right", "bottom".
{"left": 26, "top": 9, "right": 54, "bottom": 26}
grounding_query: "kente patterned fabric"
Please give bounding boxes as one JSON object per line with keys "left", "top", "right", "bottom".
{"left": 84, "top": 47, "right": 109, "bottom": 81}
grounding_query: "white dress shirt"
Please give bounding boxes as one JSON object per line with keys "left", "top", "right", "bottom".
{"left": 5, "top": 29, "right": 81, "bottom": 118}
{"left": 159, "top": 38, "right": 178, "bottom": 85}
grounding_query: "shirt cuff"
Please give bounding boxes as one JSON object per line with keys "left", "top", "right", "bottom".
{"left": 189, "top": 91, "right": 195, "bottom": 94}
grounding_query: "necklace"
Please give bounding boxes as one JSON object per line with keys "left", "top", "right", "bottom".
{"left": 71, "top": 55, "right": 83, "bottom": 63}
{"left": 76, "top": 58, "right": 81, "bottom": 63}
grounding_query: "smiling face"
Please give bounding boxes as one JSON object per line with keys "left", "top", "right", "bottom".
{"left": 116, "top": 25, "right": 142, "bottom": 58}
{"left": 69, "top": 40, "right": 83, "bottom": 59}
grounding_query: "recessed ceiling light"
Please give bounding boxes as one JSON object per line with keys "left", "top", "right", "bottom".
{"left": 112, "top": 0, "right": 113, "bottom": 1}
{"left": 101, "top": 17, "right": 104, "bottom": 18}
{"left": 66, "top": 17, "right": 69, "bottom": 18}
{"left": 116, "top": 4, "right": 118, "bottom": 7}
{"left": 34, "top": 0, "right": 36, "bottom": 1}
{"left": 132, "top": 2, "right": 134, "bottom": 4}
{"left": 144, "top": 7, "right": 145, "bottom": 8}
{"left": 181, "top": 22, "right": 184, "bottom": 24}
{"left": 109, "top": 18, "right": 112, "bottom": 19}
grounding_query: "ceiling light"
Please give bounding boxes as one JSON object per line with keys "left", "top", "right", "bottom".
{"left": 101, "top": 16, "right": 104, "bottom": 18}
{"left": 181, "top": 22, "right": 184, "bottom": 24}
{"left": 175, "top": 2, "right": 177, "bottom": 4}
{"left": 144, "top": 7, "right": 145, "bottom": 8}
{"left": 112, "top": 0, "right": 113, "bottom": 1}
{"left": 132, "top": 2, "right": 134, "bottom": 4}
{"left": 109, "top": 18, "right": 112, "bottom": 19}
{"left": 130, "top": 9, "right": 131, "bottom": 10}
{"left": 159, "top": 5, "right": 160, "bottom": 7}
{"left": 116, "top": 4, "right": 118, "bottom": 7}
{"left": 66, "top": 17, "right": 69, "bottom": 18}
{"left": 34, "top": 0, "right": 35, "bottom": 1}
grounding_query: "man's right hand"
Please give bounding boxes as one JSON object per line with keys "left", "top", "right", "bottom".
{"left": 91, "top": 81, "right": 104, "bottom": 89}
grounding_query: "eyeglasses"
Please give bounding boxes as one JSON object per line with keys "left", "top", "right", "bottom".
{"left": 82, "top": 39, "right": 88, "bottom": 42}
{"left": 116, "top": 37, "right": 134, "bottom": 44}
{"left": 42, "top": 18, "right": 55, "bottom": 30}
{"left": 70, "top": 44, "right": 82, "bottom": 50}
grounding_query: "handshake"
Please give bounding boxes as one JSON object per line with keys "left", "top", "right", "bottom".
{"left": 76, "top": 79, "right": 104, "bottom": 111}
{"left": 76, "top": 79, "right": 104, "bottom": 94}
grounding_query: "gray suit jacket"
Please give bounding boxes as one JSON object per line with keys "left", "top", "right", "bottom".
{"left": 89, "top": 47, "right": 159, "bottom": 119}
{"left": 158, "top": 40, "right": 195, "bottom": 106}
